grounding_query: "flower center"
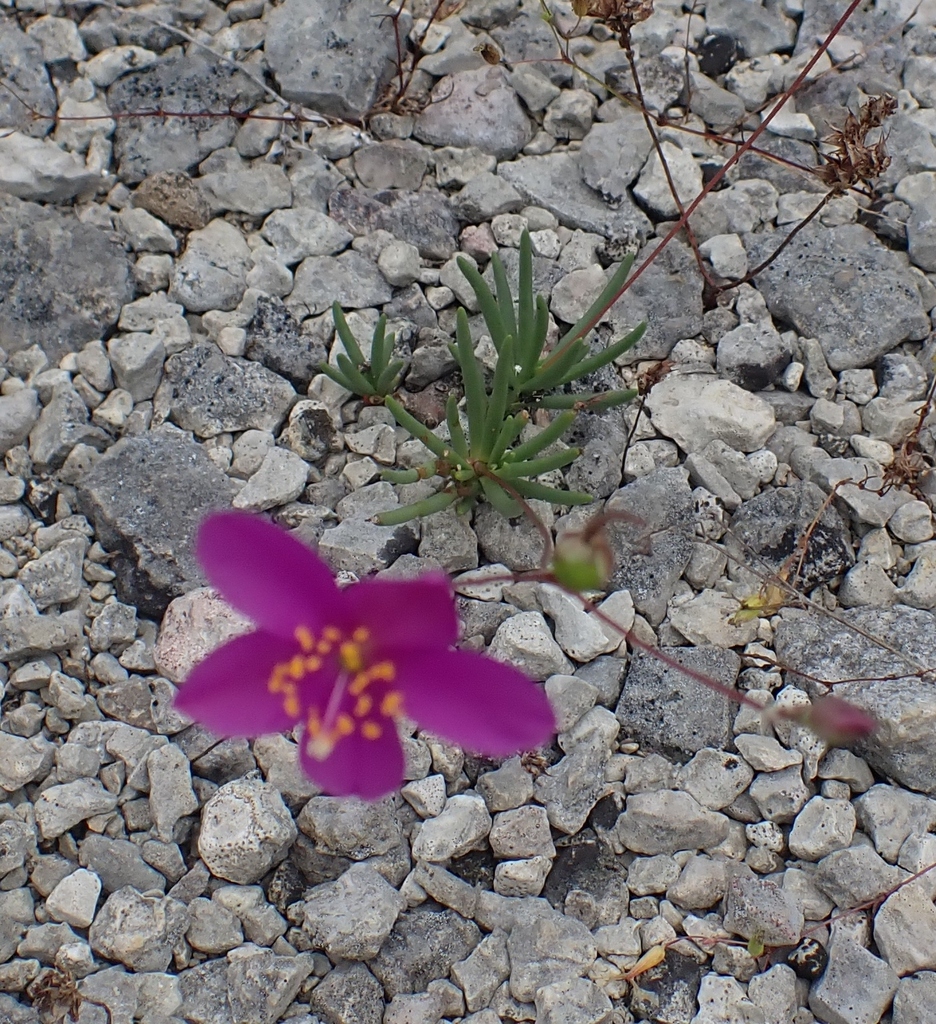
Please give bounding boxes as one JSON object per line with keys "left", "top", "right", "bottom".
{"left": 267, "top": 624, "right": 404, "bottom": 761}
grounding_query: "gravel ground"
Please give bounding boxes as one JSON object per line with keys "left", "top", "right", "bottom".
{"left": 2, "top": 1, "right": 936, "bottom": 1023}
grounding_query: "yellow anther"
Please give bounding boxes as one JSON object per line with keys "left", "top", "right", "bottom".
{"left": 362, "top": 721, "right": 382, "bottom": 740}
{"left": 323, "top": 626, "right": 342, "bottom": 642}
{"left": 295, "top": 625, "right": 315, "bottom": 651}
{"left": 287, "top": 654, "right": 305, "bottom": 679}
{"left": 284, "top": 694, "right": 300, "bottom": 717}
{"left": 370, "top": 661, "right": 396, "bottom": 683}
{"left": 354, "top": 694, "right": 373, "bottom": 718}
{"left": 336, "top": 713, "right": 355, "bottom": 737}
{"left": 349, "top": 672, "right": 369, "bottom": 697}
{"left": 304, "top": 655, "right": 322, "bottom": 673}
{"left": 339, "top": 641, "right": 364, "bottom": 673}
{"left": 316, "top": 639, "right": 333, "bottom": 655}
{"left": 352, "top": 626, "right": 370, "bottom": 643}
{"left": 380, "top": 690, "right": 404, "bottom": 718}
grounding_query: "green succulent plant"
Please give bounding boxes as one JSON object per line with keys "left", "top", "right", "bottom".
{"left": 326, "top": 230, "right": 647, "bottom": 524}
{"left": 455, "top": 230, "right": 646, "bottom": 412}
{"left": 318, "top": 302, "right": 406, "bottom": 401}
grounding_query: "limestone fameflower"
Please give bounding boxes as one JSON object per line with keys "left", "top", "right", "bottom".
{"left": 174, "top": 512, "right": 556, "bottom": 800}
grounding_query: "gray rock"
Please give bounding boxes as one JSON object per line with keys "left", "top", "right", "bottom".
{"left": 451, "top": 172, "right": 523, "bottom": 223}
{"left": 353, "top": 139, "right": 431, "bottom": 191}
{"left": 77, "top": 429, "right": 236, "bottom": 616}
{"left": 667, "top": 855, "right": 727, "bottom": 911}
{"left": 289, "top": 250, "right": 393, "bottom": 317}
{"left": 506, "top": 904, "right": 597, "bottom": 1002}
{"left": 809, "top": 936, "right": 899, "bottom": 1024}
{"left": 855, "top": 785, "right": 936, "bottom": 863}
{"left": 245, "top": 297, "right": 327, "bottom": 391}
{"left": 0, "top": 611, "right": 82, "bottom": 663}
{"left": 0, "top": 133, "right": 98, "bottom": 204}
{"left": 0, "top": 819, "right": 35, "bottom": 877}
{"left": 633, "top": 141, "right": 703, "bottom": 219}
{"left": 605, "top": 467, "right": 694, "bottom": 624}
{"left": 227, "top": 949, "right": 315, "bottom": 1024}
{"left": 0, "top": 201, "right": 132, "bottom": 359}
{"left": 266, "top": 0, "right": 397, "bottom": 120}
{"left": 260, "top": 208, "right": 352, "bottom": 265}
{"left": 893, "top": 971, "right": 936, "bottom": 1024}
{"left": 169, "top": 218, "right": 252, "bottom": 314}
{"left": 157, "top": 344, "right": 296, "bottom": 439}
{"left": 198, "top": 148, "right": 293, "bottom": 217}
{"left": 28, "top": 384, "right": 109, "bottom": 473}
{"left": 0, "top": 19, "right": 56, "bottom": 137}
{"left": 874, "top": 882, "right": 936, "bottom": 977}
{"left": 610, "top": 791, "right": 730, "bottom": 855}
{"left": 411, "top": 793, "right": 492, "bottom": 862}
{"left": 18, "top": 537, "right": 85, "bottom": 610}
{"left": 498, "top": 151, "right": 651, "bottom": 241}
{"left": 370, "top": 904, "right": 481, "bottom": 997}
{"left": 489, "top": 806, "right": 556, "bottom": 860}
{"left": 34, "top": 779, "right": 118, "bottom": 840}
{"left": 813, "top": 844, "right": 907, "bottom": 909}
{"left": 198, "top": 777, "right": 297, "bottom": 885}
{"left": 79, "top": 834, "right": 167, "bottom": 894}
{"left": 706, "top": 0, "right": 796, "bottom": 56}
{"left": 415, "top": 66, "right": 532, "bottom": 161}
{"left": 317, "top": 517, "right": 418, "bottom": 577}
{"left": 107, "top": 332, "right": 166, "bottom": 402}
{"left": 297, "top": 796, "right": 404, "bottom": 860}
{"left": 646, "top": 372, "right": 776, "bottom": 454}
{"left": 232, "top": 447, "right": 308, "bottom": 512}
{"left": 0, "top": 390, "right": 40, "bottom": 456}
{"left": 452, "top": 930, "right": 511, "bottom": 1013}
{"left": 0, "top": 732, "right": 54, "bottom": 792}
{"left": 147, "top": 743, "right": 198, "bottom": 842}
{"left": 616, "top": 646, "right": 740, "bottom": 760}
{"left": 678, "top": 749, "right": 754, "bottom": 811}
{"left": 489, "top": 611, "right": 573, "bottom": 680}
{"left": 328, "top": 188, "right": 459, "bottom": 261}
{"left": 308, "top": 962, "right": 385, "bottom": 1024}
{"left": 579, "top": 109, "right": 653, "bottom": 204}
{"left": 774, "top": 605, "right": 936, "bottom": 795}
{"left": 108, "top": 55, "right": 264, "bottom": 183}
{"left": 724, "top": 481, "right": 852, "bottom": 592}
{"left": 89, "top": 887, "right": 190, "bottom": 973}
{"left": 725, "top": 875, "right": 805, "bottom": 946}
{"left": 88, "top": 601, "right": 138, "bottom": 653}
{"left": 750, "top": 223, "right": 930, "bottom": 371}
{"left": 717, "top": 321, "right": 793, "bottom": 391}
{"left": 534, "top": 976, "right": 612, "bottom": 1024}
{"left": 749, "top": 766, "right": 813, "bottom": 824}
{"left": 44, "top": 869, "right": 101, "bottom": 930}
{"left": 302, "top": 863, "right": 406, "bottom": 960}
{"left": 689, "top": 70, "right": 747, "bottom": 132}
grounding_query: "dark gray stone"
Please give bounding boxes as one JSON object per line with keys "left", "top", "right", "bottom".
{"left": 628, "top": 949, "right": 704, "bottom": 1024}
{"left": 245, "top": 296, "right": 326, "bottom": 390}
{"left": 723, "top": 481, "right": 853, "bottom": 592}
{"left": 605, "top": 467, "right": 695, "bottom": 624}
{"left": 616, "top": 646, "right": 740, "bottom": 762}
{"left": 716, "top": 322, "right": 793, "bottom": 391}
{"left": 157, "top": 345, "right": 296, "bottom": 439}
{"left": 369, "top": 905, "right": 482, "bottom": 998}
{"left": 774, "top": 605, "right": 936, "bottom": 795}
{"left": 579, "top": 110, "right": 654, "bottom": 206}
{"left": 0, "top": 201, "right": 133, "bottom": 359}
{"left": 108, "top": 55, "right": 265, "bottom": 183}
{"left": 309, "top": 962, "right": 385, "bottom": 1024}
{"left": 227, "top": 949, "right": 315, "bottom": 1024}
{"left": 266, "top": 0, "right": 397, "bottom": 120}
{"left": 76, "top": 429, "right": 236, "bottom": 616}
{"left": 750, "top": 223, "right": 930, "bottom": 371}
{"left": 327, "top": 188, "right": 459, "bottom": 261}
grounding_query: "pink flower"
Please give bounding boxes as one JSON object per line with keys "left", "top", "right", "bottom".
{"left": 174, "top": 512, "right": 556, "bottom": 800}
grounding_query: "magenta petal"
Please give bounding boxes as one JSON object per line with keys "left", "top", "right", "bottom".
{"left": 342, "top": 574, "right": 459, "bottom": 652}
{"left": 197, "top": 511, "right": 338, "bottom": 638}
{"left": 393, "top": 649, "right": 556, "bottom": 756}
{"left": 173, "top": 631, "right": 298, "bottom": 737}
{"left": 298, "top": 724, "right": 405, "bottom": 801}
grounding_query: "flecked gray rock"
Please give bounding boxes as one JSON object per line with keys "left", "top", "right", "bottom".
{"left": 89, "top": 887, "right": 190, "bottom": 973}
